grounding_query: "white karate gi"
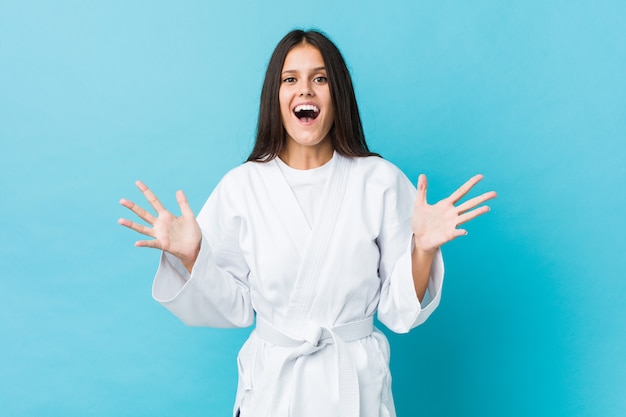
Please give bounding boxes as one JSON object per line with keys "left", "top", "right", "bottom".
{"left": 152, "top": 152, "right": 444, "bottom": 417}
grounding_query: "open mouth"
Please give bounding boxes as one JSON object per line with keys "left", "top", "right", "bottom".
{"left": 294, "top": 104, "right": 320, "bottom": 122}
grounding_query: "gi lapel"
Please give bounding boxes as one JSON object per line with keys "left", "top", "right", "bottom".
{"left": 255, "top": 158, "right": 312, "bottom": 260}
{"left": 283, "top": 153, "right": 352, "bottom": 333}
{"left": 248, "top": 154, "right": 359, "bottom": 417}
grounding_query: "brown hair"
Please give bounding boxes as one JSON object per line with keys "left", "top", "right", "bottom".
{"left": 247, "top": 29, "right": 379, "bottom": 162}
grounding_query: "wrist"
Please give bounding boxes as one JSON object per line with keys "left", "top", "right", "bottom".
{"left": 181, "top": 239, "right": 201, "bottom": 273}
{"left": 412, "top": 235, "right": 438, "bottom": 257}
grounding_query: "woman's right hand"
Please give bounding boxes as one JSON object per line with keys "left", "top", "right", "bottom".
{"left": 118, "top": 180, "right": 201, "bottom": 272}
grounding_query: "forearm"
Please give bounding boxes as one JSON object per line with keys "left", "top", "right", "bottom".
{"left": 411, "top": 236, "right": 436, "bottom": 303}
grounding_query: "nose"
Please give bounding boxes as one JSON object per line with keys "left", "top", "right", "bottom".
{"left": 299, "top": 81, "right": 314, "bottom": 97}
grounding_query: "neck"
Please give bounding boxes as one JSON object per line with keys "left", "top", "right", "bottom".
{"left": 279, "top": 141, "right": 334, "bottom": 170}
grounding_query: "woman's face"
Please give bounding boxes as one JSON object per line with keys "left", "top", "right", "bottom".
{"left": 279, "top": 43, "right": 335, "bottom": 153}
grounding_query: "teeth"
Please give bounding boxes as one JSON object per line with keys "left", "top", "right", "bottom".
{"left": 294, "top": 104, "right": 319, "bottom": 113}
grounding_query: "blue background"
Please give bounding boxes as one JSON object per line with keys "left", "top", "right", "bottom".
{"left": 1, "top": 1, "right": 624, "bottom": 416}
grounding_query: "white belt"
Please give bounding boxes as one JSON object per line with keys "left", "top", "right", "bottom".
{"left": 250, "top": 316, "right": 374, "bottom": 417}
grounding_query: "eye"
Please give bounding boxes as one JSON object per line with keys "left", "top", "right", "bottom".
{"left": 313, "top": 76, "right": 328, "bottom": 84}
{"left": 282, "top": 77, "right": 296, "bottom": 84}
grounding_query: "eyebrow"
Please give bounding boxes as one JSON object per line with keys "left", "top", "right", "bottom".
{"left": 281, "top": 66, "right": 327, "bottom": 75}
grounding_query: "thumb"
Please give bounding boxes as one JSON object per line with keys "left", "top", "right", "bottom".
{"left": 416, "top": 174, "right": 428, "bottom": 204}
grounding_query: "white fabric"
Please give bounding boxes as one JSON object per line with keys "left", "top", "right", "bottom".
{"left": 252, "top": 153, "right": 359, "bottom": 416}
{"left": 152, "top": 153, "right": 445, "bottom": 417}
{"left": 253, "top": 316, "right": 373, "bottom": 417}
{"left": 275, "top": 153, "right": 333, "bottom": 227}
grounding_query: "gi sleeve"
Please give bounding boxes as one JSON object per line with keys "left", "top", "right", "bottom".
{"left": 376, "top": 168, "right": 444, "bottom": 334}
{"left": 151, "top": 173, "right": 254, "bottom": 328}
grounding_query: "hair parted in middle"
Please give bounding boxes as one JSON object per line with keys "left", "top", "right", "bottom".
{"left": 247, "top": 29, "right": 380, "bottom": 162}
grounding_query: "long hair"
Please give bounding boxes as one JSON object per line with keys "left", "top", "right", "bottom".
{"left": 247, "top": 29, "right": 379, "bottom": 162}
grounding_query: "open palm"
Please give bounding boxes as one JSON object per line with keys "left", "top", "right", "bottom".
{"left": 412, "top": 174, "right": 497, "bottom": 253}
{"left": 118, "top": 180, "right": 201, "bottom": 270}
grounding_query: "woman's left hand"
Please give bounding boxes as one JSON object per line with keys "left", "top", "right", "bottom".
{"left": 411, "top": 174, "right": 497, "bottom": 253}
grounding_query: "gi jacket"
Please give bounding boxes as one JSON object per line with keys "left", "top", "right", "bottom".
{"left": 152, "top": 153, "right": 444, "bottom": 417}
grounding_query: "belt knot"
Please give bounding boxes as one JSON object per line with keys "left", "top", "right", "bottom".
{"left": 301, "top": 321, "right": 324, "bottom": 347}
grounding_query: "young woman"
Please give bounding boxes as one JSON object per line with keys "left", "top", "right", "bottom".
{"left": 119, "top": 29, "right": 496, "bottom": 417}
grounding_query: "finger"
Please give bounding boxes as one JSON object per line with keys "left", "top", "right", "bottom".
{"left": 448, "top": 174, "right": 484, "bottom": 204}
{"left": 118, "top": 217, "right": 156, "bottom": 238}
{"left": 176, "top": 189, "right": 194, "bottom": 218}
{"left": 456, "top": 204, "right": 491, "bottom": 225}
{"left": 135, "top": 239, "right": 163, "bottom": 250}
{"left": 119, "top": 198, "right": 156, "bottom": 224}
{"left": 416, "top": 174, "right": 428, "bottom": 204}
{"left": 456, "top": 191, "right": 497, "bottom": 214}
{"left": 135, "top": 180, "right": 166, "bottom": 214}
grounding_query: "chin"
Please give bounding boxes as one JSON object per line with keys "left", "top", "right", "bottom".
{"left": 291, "top": 136, "right": 330, "bottom": 148}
